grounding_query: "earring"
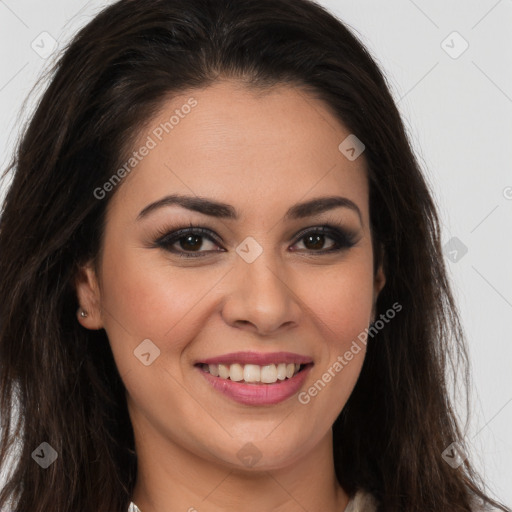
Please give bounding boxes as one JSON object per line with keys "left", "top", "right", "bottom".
{"left": 79, "top": 308, "right": 88, "bottom": 318}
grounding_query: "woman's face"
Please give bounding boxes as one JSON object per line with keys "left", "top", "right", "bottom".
{"left": 77, "top": 80, "right": 385, "bottom": 470}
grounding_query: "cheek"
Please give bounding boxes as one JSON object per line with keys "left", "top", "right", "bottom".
{"left": 294, "top": 256, "right": 373, "bottom": 411}
{"left": 299, "top": 257, "right": 375, "bottom": 345}
{"left": 98, "top": 245, "right": 226, "bottom": 355}
{"left": 99, "top": 232, "right": 374, "bottom": 376}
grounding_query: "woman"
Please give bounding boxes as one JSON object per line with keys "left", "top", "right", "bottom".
{"left": 0, "top": 0, "right": 509, "bottom": 511}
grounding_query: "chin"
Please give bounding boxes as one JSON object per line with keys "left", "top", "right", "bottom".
{"left": 207, "top": 434, "right": 312, "bottom": 472}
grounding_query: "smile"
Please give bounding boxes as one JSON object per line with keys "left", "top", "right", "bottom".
{"left": 194, "top": 351, "right": 314, "bottom": 405}
{"left": 199, "top": 362, "right": 303, "bottom": 384}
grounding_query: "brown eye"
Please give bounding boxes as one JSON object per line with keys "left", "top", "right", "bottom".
{"left": 178, "top": 234, "right": 204, "bottom": 251}
{"left": 301, "top": 233, "right": 335, "bottom": 251}
{"left": 156, "top": 227, "right": 224, "bottom": 258}
{"left": 154, "top": 224, "right": 357, "bottom": 259}
{"left": 291, "top": 226, "right": 357, "bottom": 253}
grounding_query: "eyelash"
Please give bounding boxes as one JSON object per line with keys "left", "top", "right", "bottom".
{"left": 152, "top": 222, "right": 358, "bottom": 259}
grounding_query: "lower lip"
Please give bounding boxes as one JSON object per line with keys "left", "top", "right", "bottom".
{"left": 196, "top": 364, "right": 313, "bottom": 406}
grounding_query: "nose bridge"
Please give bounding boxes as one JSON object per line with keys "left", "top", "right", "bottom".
{"left": 241, "top": 250, "right": 283, "bottom": 293}
{"left": 222, "top": 237, "right": 300, "bottom": 334}
{"left": 238, "top": 239, "right": 289, "bottom": 302}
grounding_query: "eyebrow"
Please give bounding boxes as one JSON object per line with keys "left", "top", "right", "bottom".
{"left": 137, "top": 194, "right": 362, "bottom": 224}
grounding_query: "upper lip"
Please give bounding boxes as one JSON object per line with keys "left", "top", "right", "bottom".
{"left": 196, "top": 351, "right": 313, "bottom": 366}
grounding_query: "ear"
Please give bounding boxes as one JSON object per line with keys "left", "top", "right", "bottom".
{"left": 75, "top": 260, "right": 104, "bottom": 330}
{"left": 371, "top": 249, "right": 386, "bottom": 323}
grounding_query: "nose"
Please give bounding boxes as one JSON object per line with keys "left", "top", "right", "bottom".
{"left": 221, "top": 252, "right": 302, "bottom": 337}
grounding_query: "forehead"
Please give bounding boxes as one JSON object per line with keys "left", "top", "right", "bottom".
{"left": 107, "top": 80, "right": 369, "bottom": 225}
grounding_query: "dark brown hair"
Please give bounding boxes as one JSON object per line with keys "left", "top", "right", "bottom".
{"left": 0, "top": 0, "right": 509, "bottom": 511}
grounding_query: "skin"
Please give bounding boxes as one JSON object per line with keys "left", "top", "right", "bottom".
{"left": 76, "top": 80, "right": 386, "bottom": 512}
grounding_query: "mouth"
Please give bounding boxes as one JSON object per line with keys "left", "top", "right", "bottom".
{"left": 195, "top": 362, "right": 311, "bottom": 385}
{"left": 194, "top": 351, "right": 314, "bottom": 405}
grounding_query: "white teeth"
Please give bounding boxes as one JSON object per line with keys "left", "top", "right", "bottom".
{"left": 218, "top": 363, "right": 230, "bottom": 379}
{"left": 201, "top": 362, "right": 303, "bottom": 383}
{"left": 260, "top": 364, "right": 277, "bottom": 383}
{"left": 276, "top": 363, "right": 287, "bottom": 380}
{"left": 229, "top": 363, "right": 244, "bottom": 382}
{"left": 243, "top": 364, "right": 260, "bottom": 383}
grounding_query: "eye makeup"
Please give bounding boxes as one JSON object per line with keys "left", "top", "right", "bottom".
{"left": 146, "top": 216, "right": 360, "bottom": 260}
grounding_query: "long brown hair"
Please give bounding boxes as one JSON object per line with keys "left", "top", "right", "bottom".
{"left": 0, "top": 1, "right": 509, "bottom": 511}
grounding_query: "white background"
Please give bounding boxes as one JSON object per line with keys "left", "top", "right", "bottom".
{"left": 0, "top": 0, "right": 511, "bottom": 506}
